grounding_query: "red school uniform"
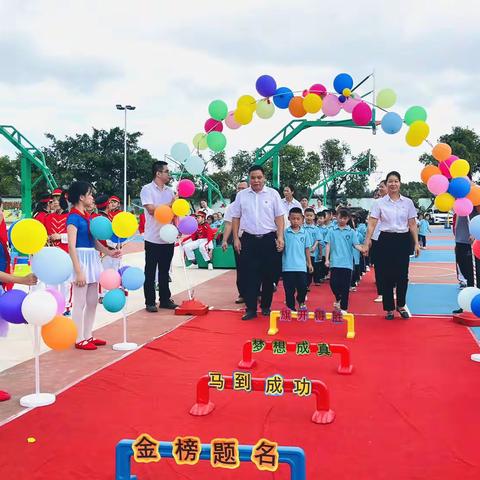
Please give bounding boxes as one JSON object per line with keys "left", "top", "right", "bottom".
{"left": 44, "top": 212, "right": 69, "bottom": 253}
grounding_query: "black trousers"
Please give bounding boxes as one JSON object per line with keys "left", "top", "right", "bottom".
{"left": 370, "top": 239, "right": 383, "bottom": 296}
{"left": 455, "top": 243, "right": 480, "bottom": 287}
{"left": 283, "top": 271, "right": 308, "bottom": 310}
{"left": 233, "top": 249, "right": 245, "bottom": 298}
{"left": 144, "top": 241, "right": 174, "bottom": 306}
{"left": 240, "top": 232, "right": 278, "bottom": 311}
{"left": 419, "top": 235, "right": 426, "bottom": 247}
{"left": 376, "top": 232, "right": 411, "bottom": 311}
{"left": 329, "top": 268, "right": 352, "bottom": 310}
{"left": 307, "top": 256, "right": 322, "bottom": 285}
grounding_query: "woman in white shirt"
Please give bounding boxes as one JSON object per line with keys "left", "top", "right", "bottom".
{"left": 364, "top": 171, "right": 420, "bottom": 319}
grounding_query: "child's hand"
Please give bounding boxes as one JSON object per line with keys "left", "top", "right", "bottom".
{"left": 75, "top": 270, "right": 86, "bottom": 287}
{"left": 325, "top": 259, "right": 330, "bottom": 268}
{"left": 110, "top": 249, "right": 122, "bottom": 258}
{"left": 308, "top": 264, "right": 314, "bottom": 274}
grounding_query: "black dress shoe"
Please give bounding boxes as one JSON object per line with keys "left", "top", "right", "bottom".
{"left": 385, "top": 311, "right": 395, "bottom": 320}
{"left": 261, "top": 308, "right": 271, "bottom": 316}
{"left": 452, "top": 308, "right": 463, "bottom": 314}
{"left": 159, "top": 301, "right": 178, "bottom": 310}
{"left": 396, "top": 308, "right": 410, "bottom": 319}
{"left": 146, "top": 305, "right": 158, "bottom": 313}
{"left": 242, "top": 311, "right": 257, "bottom": 321}
{"left": 235, "top": 296, "right": 245, "bottom": 304}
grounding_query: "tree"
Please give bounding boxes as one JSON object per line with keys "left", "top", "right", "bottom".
{"left": 400, "top": 181, "right": 431, "bottom": 207}
{"left": 43, "top": 128, "right": 156, "bottom": 199}
{"left": 343, "top": 150, "right": 378, "bottom": 198}
{"left": 0, "top": 155, "right": 20, "bottom": 196}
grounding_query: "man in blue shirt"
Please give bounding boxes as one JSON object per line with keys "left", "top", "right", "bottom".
{"left": 325, "top": 209, "right": 363, "bottom": 313}
{"left": 282, "top": 207, "right": 313, "bottom": 310}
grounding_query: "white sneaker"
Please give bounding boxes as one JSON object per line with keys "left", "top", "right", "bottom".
{"left": 366, "top": 266, "right": 370, "bottom": 272}
{"left": 187, "top": 263, "right": 198, "bottom": 269}
{"left": 350, "top": 286, "right": 357, "bottom": 292}
{"left": 207, "top": 262, "right": 213, "bottom": 270}
{"left": 374, "top": 295, "right": 382, "bottom": 303}
{"left": 471, "top": 354, "right": 480, "bottom": 363}
{"left": 340, "top": 310, "right": 348, "bottom": 315}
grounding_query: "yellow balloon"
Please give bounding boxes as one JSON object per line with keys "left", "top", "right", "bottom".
{"left": 172, "top": 199, "right": 190, "bottom": 217}
{"left": 256, "top": 99, "right": 275, "bottom": 119}
{"left": 234, "top": 106, "right": 253, "bottom": 125}
{"left": 406, "top": 120, "right": 430, "bottom": 147}
{"left": 434, "top": 193, "right": 455, "bottom": 212}
{"left": 11, "top": 219, "right": 47, "bottom": 254}
{"left": 342, "top": 88, "right": 351, "bottom": 97}
{"left": 450, "top": 159, "right": 470, "bottom": 178}
{"left": 192, "top": 133, "right": 208, "bottom": 150}
{"left": 111, "top": 212, "right": 138, "bottom": 238}
{"left": 302, "top": 93, "right": 323, "bottom": 114}
{"left": 237, "top": 95, "right": 257, "bottom": 113}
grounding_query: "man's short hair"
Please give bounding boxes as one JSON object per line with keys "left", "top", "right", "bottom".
{"left": 288, "top": 207, "right": 303, "bottom": 216}
{"left": 248, "top": 165, "right": 264, "bottom": 175}
{"left": 338, "top": 208, "right": 350, "bottom": 218}
{"left": 304, "top": 207, "right": 315, "bottom": 215}
{"left": 152, "top": 160, "right": 168, "bottom": 179}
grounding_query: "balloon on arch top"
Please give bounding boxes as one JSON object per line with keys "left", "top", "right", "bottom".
{"left": 208, "top": 100, "right": 228, "bottom": 121}
{"left": 333, "top": 73, "right": 353, "bottom": 94}
{"left": 255, "top": 75, "right": 277, "bottom": 98}
{"left": 272, "top": 87, "right": 293, "bottom": 109}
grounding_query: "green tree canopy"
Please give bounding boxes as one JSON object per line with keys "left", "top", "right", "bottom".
{"left": 0, "top": 155, "right": 20, "bottom": 196}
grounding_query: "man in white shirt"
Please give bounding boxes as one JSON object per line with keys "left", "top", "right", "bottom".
{"left": 231, "top": 166, "right": 286, "bottom": 320}
{"left": 140, "top": 161, "right": 178, "bottom": 312}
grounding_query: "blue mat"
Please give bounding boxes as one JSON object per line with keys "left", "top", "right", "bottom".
{"left": 427, "top": 239, "right": 454, "bottom": 246}
{"left": 411, "top": 250, "right": 455, "bottom": 263}
{"left": 407, "top": 284, "right": 459, "bottom": 315}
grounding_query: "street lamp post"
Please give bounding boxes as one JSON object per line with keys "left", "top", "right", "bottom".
{"left": 116, "top": 104, "right": 136, "bottom": 211}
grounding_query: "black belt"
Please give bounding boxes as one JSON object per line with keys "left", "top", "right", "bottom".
{"left": 243, "top": 231, "right": 276, "bottom": 239}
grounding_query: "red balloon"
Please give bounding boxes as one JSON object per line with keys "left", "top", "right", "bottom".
{"left": 204, "top": 118, "right": 223, "bottom": 133}
{"left": 309, "top": 83, "right": 327, "bottom": 98}
{"left": 473, "top": 240, "right": 480, "bottom": 259}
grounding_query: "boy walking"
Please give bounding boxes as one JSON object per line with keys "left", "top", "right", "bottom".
{"left": 303, "top": 208, "right": 322, "bottom": 287}
{"left": 325, "top": 209, "right": 363, "bottom": 313}
{"left": 282, "top": 207, "right": 313, "bottom": 310}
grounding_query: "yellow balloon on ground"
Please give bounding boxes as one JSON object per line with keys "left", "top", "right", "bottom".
{"left": 11, "top": 219, "right": 47, "bottom": 254}
{"left": 237, "top": 95, "right": 257, "bottom": 113}
{"left": 450, "top": 159, "right": 470, "bottom": 178}
{"left": 406, "top": 120, "right": 430, "bottom": 147}
{"left": 112, "top": 212, "right": 138, "bottom": 238}
{"left": 435, "top": 193, "right": 455, "bottom": 212}
{"left": 172, "top": 199, "right": 190, "bottom": 217}
{"left": 256, "top": 99, "right": 275, "bottom": 119}
{"left": 303, "top": 93, "right": 323, "bottom": 113}
{"left": 234, "top": 106, "right": 253, "bottom": 125}
{"left": 192, "top": 133, "right": 208, "bottom": 150}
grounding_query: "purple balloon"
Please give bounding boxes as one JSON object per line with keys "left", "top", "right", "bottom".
{"left": 46, "top": 287, "right": 66, "bottom": 315}
{"left": 256, "top": 75, "right": 277, "bottom": 97}
{"left": 0, "top": 317, "right": 9, "bottom": 337}
{"left": 178, "top": 216, "right": 198, "bottom": 235}
{"left": 0, "top": 289, "right": 27, "bottom": 324}
{"left": 118, "top": 266, "right": 129, "bottom": 276}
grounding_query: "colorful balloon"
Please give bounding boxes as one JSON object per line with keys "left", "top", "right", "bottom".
{"left": 381, "top": 112, "right": 403, "bottom": 134}
{"left": 184, "top": 155, "right": 205, "bottom": 176}
{"left": 234, "top": 106, "right": 253, "bottom": 125}
{"left": 0, "top": 289, "right": 27, "bottom": 324}
{"left": 438, "top": 156, "right": 457, "bottom": 179}
{"left": 172, "top": 199, "right": 190, "bottom": 217}
{"left": 288, "top": 96, "right": 306, "bottom": 118}
{"left": 159, "top": 224, "right": 179, "bottom": 243}
{"left": 272, "top": 87, "right": 294, "bottom": 109}
{"left": 90, "top": 216, "right": 113, "bottom": 240}
{"left": 376, "top": 88, "right": 397, "bottom": 109}
{"left": 454, "top": 197, "right": 473, "bottom": 216}
{"left": 178, "top": 179, "right": 196, "bottom": 198}
{"left": 208, "top": 100, "right": 228, "bottom": 121}
{"left": 303, "top": 93, "right": 322, "bottom": 114}
{"left": 434, "top": 192, "right": 455, "bottom": 212}
{"left": 121, "top": 267, "right": 145, "bottom": 291}
{"left": 432, "top": 143, "right": 452, "bottom": 162}
{"left": 427, "top": 174, "right": 449, "bottom": 195}
{"left": 206, "top": 131, "right": 227, "bottom": 152}
{"left": 421, "top": 165, "right": 441, "bottom": 184}
{"left": 406, "top": 120, "right": 430, "bottom": 147}
{"left": 21, "top": 290, "right": 57, "bottom": 326}
{"left": 31, "top": 247, "right": 73, "bottom": 285}
{"left": 474, "top": 241, "right": 480, "bottom": 260}
{"left": 154, "top": 205, "right": 174, "bottom": 224}
{"left": 225, "top": 111, "right": 241, "bottom": 129}
{"left": 11, "top": 219, "right": 47, "bottom": 255}
{"left": 309, "top": 84, "right": 327, "bottom": 98}
{"left": 178, "top": 216, "right": 198, "bottom": 235}
{"left": 204, "top": 118, "right": 223, "bottom": 133}
{"left": 322, "top": 94, "right": 342, "bottom": 116}
{"left": 404, "top": 106, "right": 427, "bottom": 126}
{"left": 41, "top": 315, "right": 77, "bottom": 350}
{"left": 467, "top": 184, "right": 480, "bottom": 206}
{"left": 46, "top": 287, "right": 66, "bottom": 315}
{"left": 448, "top": 177, "right": 471, "bottom": 198}
{"left": 342, "top": 96, "right": 361, "bottom": 114}
{"left": 255, "top": 75, "right": 277, "bottom": 97}
{"left": 103, "top": 289, "right": 126, "bottom": 313}
{"left": 112, "top": 212, "right": 138, "bottom": 238}
{"left": 333, "top": 73, "right": 353, "bottom": 94}
{"left": 449, "top": 159, "right": 470, "bottom": 178}
{"left": 99, "top": 268, "right": 122, "bottom": 290}
{"left": 458, "top": 287, "right": 480, "bottom": 311}
{"left": 352, "top": 102, "right": 372, "bottom": 126}
{"left": 256, "top": 99, "right": 275, "bottom": 119}
{"left": 192, "top": 133, "right": 208, "bottom": 150}
{"left": 237, "top": 95, "right": 256, "bottom": 113}
{"left": 170, "top": 142, "right": 190, "bottom": 163}
{"left": 470, "top": 215, "right": 480, "bottom": 239}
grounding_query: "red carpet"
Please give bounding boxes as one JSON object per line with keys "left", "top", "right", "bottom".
{"left": 1, "top": 306, "right": 480, "bottom": 479}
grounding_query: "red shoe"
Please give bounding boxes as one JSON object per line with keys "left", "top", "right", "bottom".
{"left": 89, "top": 337, "right": 106, "bottom": 346}
{"left": 75, "top": 339, "right": 97, "bottom": 350}
{"left": 0, "top": 390, "right": 11, "bottom": 401}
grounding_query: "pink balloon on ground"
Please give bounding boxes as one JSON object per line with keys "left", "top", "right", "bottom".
{"left": 178, "top": 179, "right": 195, "bottom": 198}
{"left": 352, "top": 102, "right": 372, "bottom": 126}
{"left": 204, "top": 118, "right": 223, "bottom": 133}
{"left": 343, "top": 97, "right": 361, "bottom": 113}
{"left": 99, "top": 269, "right": 121, "bottom": 290}
{"left": 225, "top": 111, "right": 241, "bottom": 130}
{"left": 454, "top": 198, "right": 474, "bottom": 216}
{"left": 322, "top": 94, "right": 342, "bottom": 116}
{"left": 46, "top": 287, "right": 66, "bottom": 315}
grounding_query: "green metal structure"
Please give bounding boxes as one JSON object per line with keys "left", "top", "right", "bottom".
{"left": 0, "top": 125, "right": 57, "bottom": 218}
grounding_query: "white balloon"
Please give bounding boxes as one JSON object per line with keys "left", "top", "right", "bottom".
{"left": 457, "top": 287, "right": 480, "bottom": 312}
{"left": 170, "top": 142, "right": 190, "bottom": 163}
{"left": 184, "top": 155, "right": 204, "bottom": 176}
{"left": 159, "top": 224, "right": 179, "bottom": 243}
{"left": 21, "top": 290, "right": 57, "bottom": 326}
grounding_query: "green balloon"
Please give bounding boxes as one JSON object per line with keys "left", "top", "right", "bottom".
{"left": 376, "top": 88, "right": 397, "bottom": 109}
{"left": 208, "top": 100, "right": 228, "bottom": 121}
{"left": 404, "top": 106, "right": 427, "bottom": 126}
{"left": 206, "top": 131, "right": 227, "bottom": 152}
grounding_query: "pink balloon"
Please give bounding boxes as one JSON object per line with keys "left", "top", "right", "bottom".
{"left": 322, "top": 94, "right": 342, "bottom": 116}
{"left": 99, "top": 269, "right": 121, "bottom": 290}
{"left": 225, "top": 111, "right": 241, "bottom": 130}
{"left": 309, "top": 83, "right": 327, "bottom": 98}
{"left": 178, "top": 179, "right": 195, "bottom": 198}
{"left": 343, "top": 96, "right": 361, "bottom": 113}
{"left": 439, "top": 156, "right": 457, "bottom": 179}
{"left": 204, "top": 118, "right": 223, "bottom": 133}
{"left": 46, "top": 287, "right": 66, "bottom": 315}
{"left": 352, "top": 102, "right": 372, "bottom": 126}
{"left": 427, "top": 174, "right": 449, "bottom": 195}
{"left": 454, "top": 198, "right": 473, "bottom": 216}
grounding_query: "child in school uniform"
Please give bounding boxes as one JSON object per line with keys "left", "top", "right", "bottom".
{"left": 418, "top": 213, "right": 431, "bottom": 249}
{"left": 282, "top": 207, "right": 313, "bottom": 310}
{"left": 349, "top": 215, "right": 362, "bottom": 291}
{"left": 316, "top": 211, "right": 330, "bottom": 283}
{"left": 325, "top": 208, "right": 363, "bottom": 313}
{"left": 303, "top": 208, "right": 321, "bottom": 289}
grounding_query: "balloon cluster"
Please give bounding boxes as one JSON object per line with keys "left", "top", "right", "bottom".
{"left": 461, "top": 217, "right": 480, "bottom": 318}
{"left": 420, "top": 143, "right": 479, "bottom": 216}
{"left": 90, "top": 211, "right": 138, "bottom": 242}
{"left": 170, "top": 142, "right": 205, "bottom": 176}
{"left": 100, "top": 266, "right": 145, "bottom": 313}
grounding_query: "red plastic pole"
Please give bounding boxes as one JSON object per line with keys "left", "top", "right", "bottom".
{"left": 189, "top": 374, "right": 335, "bottom": 424}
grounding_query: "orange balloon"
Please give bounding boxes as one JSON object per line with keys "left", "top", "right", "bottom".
{"left": 467, "top": 184, "right": 480, "bottom": 206}
{"left": 154, "top": 205, "right": 174, "bottom": 224}
{"left": 432, "top": 143, "right": 452, "bottom": 162}
{"left": 41, "top": 315, "right": 77, "bottom": 351}
{"left": 420, "top": 165, "right": 441, "bottom": 184}
{"left": 288, "top": 96, "right": 306, "bottom": 118}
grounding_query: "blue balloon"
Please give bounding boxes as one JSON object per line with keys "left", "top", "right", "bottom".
{"left": 448, "top": 177, "right": 471, "bottom": 198}
{"left": 111, "top": 233, "right": 128, "bottom": 244}
{"left": 90, "top": 216, "right": 113, "bottom": 240}
{"left": 121, "top": 267, "right": 145, "bottom": 291}
{"left": 0, "top": 289, "right": 27, "bottom": 324}
{"left": 333, "top": 73, "right": 353, "bottom": 94}
{"left": 103, "top": 289, "right": 126, "bottom": 313}
{"left": 273, "top": 87, "right": 293, "bottom": 109}
{"left": 255, "top": 75, "right": 277, "bottom": 97}
{"left": 381, "top": 112, "right": 403, "bottom": 135}
{"left": 471, "top": 293, "right": 480, "bottom": 317}
{"left": 31, "top": 247, "right": 73, "bottom": 284}
{"left": 470, "top": 216, "right": 480, "bottom": 240}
